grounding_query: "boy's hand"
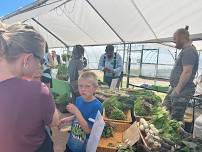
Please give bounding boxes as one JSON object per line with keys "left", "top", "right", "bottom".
{"left": 66, "top": 103, "right": 79, "bottom": 115}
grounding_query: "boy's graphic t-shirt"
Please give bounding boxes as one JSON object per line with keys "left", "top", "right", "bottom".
{"left": 68, "top": 96, "right": 103, "bottom": 152}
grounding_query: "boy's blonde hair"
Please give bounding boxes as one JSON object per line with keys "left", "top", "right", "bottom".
{"left": 78, "top": 71, "right": 98, "bottom": 87}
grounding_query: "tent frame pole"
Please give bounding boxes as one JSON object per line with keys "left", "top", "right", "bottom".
{"left": 139, "top": 45, "right": 144, "bottom": 77}
{"left": 126, "top": 44, "right": 132, "bottom": 88}
{"left": 32, "top": 18, "right": 68, "bottom": 47}
{"left": 85, "top": 0, "right": 125, "bottom": 43}
{"left": 120, "top": 43, "right": 126, "bottom": 88}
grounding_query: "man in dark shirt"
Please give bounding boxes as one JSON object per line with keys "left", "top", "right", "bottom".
{"left": 163, "top": 28, "right": 199, "bottom": 121}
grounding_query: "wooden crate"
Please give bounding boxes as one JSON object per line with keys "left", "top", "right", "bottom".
{"left": 110, "top": 121, "right": 131, "bottom": 132}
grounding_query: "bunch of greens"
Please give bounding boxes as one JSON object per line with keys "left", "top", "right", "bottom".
{"left": 116, "top": 96, "right": 136, "bottom": 112}
{"left": 151, "top": 107, "right": 182, "bottom": 142}
{"left": 134, "top": 93, "right": 161, "bottom": 116}
{"left": 109, "top": 107, "right": 126, "bottom": 120}
{"left": 103, "top": 96, "right": 135, "bottom": 120}
{"left": 101, "top": 123, "right": 113, "bottom": 138}
{"left": 117, "top": 145, "right": 134, "bottom": 152}
{"left": 55, "top": 93, "right": 69, "bottom": 105}
{"left": 103, "top": 97, "right": 121, "bottom": 117}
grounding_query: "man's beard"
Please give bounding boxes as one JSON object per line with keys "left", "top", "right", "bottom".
{"left": 175, "top": 43, "right": 183, "bottom": 49}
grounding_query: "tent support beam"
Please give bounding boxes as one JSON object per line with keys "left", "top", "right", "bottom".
{"left": 32, "top": 18, "right": 68, "bottom": 47}
{"left": 120, "top": 43, "right": 126, "bottom": 88}
{"left": 126, "top": 44, "right": 132, "bottom": 88}
{"left": 85, "top": 0, "right": 125, "bottom": 43}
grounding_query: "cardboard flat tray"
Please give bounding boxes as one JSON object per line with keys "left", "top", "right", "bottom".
{"left": 97, "top": 122, "right": 140, "bottom": 152}
{"left": 97, "top": 132, "right": 123, "bottom": 152}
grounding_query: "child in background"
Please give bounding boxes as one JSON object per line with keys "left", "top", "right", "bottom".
{"left": 59, "top": 71, "right": 103, "bottom": 152}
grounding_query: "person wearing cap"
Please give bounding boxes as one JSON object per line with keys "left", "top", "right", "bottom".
{"left": 163, "top": 28, "right": 199, "bottom": 121}
{"left": 98, "top": 45, "right": 123, "bottom": 87}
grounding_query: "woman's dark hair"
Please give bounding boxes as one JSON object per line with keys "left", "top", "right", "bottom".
{"left": 72, "top": 45, "right": 84, "bottom": 59}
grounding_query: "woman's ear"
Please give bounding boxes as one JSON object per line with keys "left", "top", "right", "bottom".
{"left": 22, "top": 53, "right": 32, "bottom": 69}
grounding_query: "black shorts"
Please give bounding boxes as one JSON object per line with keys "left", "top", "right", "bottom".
{"left": 35, "top": 130, "right": 54, "bottom": 152}
{"left": 41, "top": 76, "right": 53, "bottom": 88}
{"left": 64, "top": 145, "right": 72, "bottom": 152}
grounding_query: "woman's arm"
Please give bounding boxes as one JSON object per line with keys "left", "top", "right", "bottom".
{"left": 50, "top": 107, "right": 60, "bottom": 127}
{"left": 58, "top": 115, "right": 75, "bottom": 129}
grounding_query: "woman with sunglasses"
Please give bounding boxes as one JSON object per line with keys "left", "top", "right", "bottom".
{"left": 0, "top": 22, "right": 59, "bottom": 152}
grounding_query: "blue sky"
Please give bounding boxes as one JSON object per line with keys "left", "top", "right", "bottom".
{"left": 0, "top": 0, "right": 33, "bottom": 17}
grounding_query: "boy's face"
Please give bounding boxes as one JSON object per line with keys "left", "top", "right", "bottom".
{"left": 78, "top": 78, "right": 97, "bottom": 100}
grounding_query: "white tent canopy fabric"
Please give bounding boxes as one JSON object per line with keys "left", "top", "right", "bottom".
{"left": 2, "top": 0, "right": 202, "bottom": 48}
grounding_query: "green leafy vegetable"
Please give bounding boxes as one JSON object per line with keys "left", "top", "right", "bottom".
{"left": 55, "top": 93, "right": 69, "bottom": 105}
{"left": 102, "top": 123, "right": 113, "bottom": 138}
{"left": 117, "top": 145, "right": 134, "bottom": 152}
{"left": 151, "top": 107, "right": 182, "bottom": 142}
{"left": 109, "top": 107, "right": 126, "bottom": 120}
{"left": 134, "top": 91, "right": 162, "bottom": 116}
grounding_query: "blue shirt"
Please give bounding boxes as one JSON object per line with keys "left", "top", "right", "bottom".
{"left": 98, "top": 53, "right": 123, "bottom": 77}
{"left": 67, "top": 96, "right": 103, "bottom": 152}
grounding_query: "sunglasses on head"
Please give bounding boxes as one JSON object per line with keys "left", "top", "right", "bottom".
{"left": 33, "top": 54, "right": 45, "bottom": 65}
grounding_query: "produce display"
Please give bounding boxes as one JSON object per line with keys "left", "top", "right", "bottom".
{"left": 98, "top": 88, "right": 200, "bottom": 152}
{"left": 102, "top": 123, "right": 113, "bottom": 138}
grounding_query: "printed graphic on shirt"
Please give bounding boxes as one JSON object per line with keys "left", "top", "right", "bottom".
{"left": 71, "top": 120, "right": 86, "bottom": 142}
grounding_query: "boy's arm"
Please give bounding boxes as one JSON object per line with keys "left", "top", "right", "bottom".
{"left": 67, "top": 103, "right": 91, "bottom": 134}
{"left": 50, "top": 107, "right": 60, "bottom": 127}
{"left": 75, "top": 110, "right": 91, "bottom": 134}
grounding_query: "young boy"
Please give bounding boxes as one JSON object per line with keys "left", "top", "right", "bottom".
{"left": 59, "top": 71, "right": 103, "bottom": 152}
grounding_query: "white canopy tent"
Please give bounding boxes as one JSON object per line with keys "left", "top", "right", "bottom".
{"left": 2, "top": 0, "right": 202, "bottom": 48}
